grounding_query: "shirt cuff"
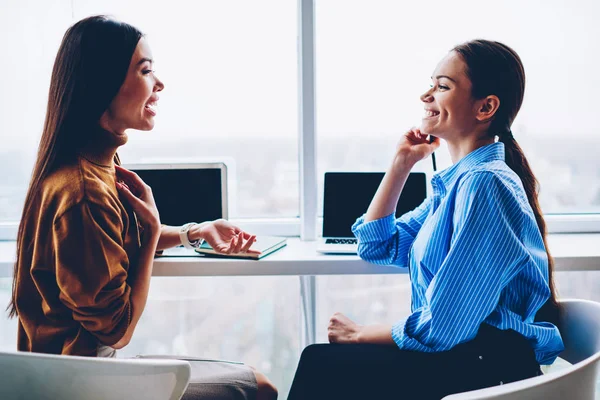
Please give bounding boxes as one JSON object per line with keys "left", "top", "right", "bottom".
{"left": 391, "top": 318, "right": 408, "bottom": 349}
{"left": 352, "top": 213, "right": 397, "bottom": 242}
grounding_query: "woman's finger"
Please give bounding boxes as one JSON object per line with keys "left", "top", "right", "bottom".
{"left": 115, "top": 166, "right": 146, "bottom": 193}
{"left": 116, "top": 182, "right": 145, "bottom": 209}
{"left": 240, "top": 231, "right": 254, "bottom": 240}
{"left": 413, "top": 139, "right": 440, "bottom": 158}
{"left": 116, "top": 176, "right": 143, "bottom": 196}
{"left": 215, "top": 244, "right": 229, "bottom": 253}
{"left": 407, "top": 129, "right": 428, "bottom": 144}
{"left": 245, "top": 237, "right": 262, "bottom": 255}
{"left": 115, "top": 165, "right": 141, "bottom": 179}
{"left": 225, "top": 236, "right": 236, "bottom": 254}
{"left": 115, "top": 166, "right": 141, "bottom": 183}
{"left": 233, "top": 234, "right": 244, "bottom": 253}
{"left": 241, "top": 235, "right": 256, "bottom": 253}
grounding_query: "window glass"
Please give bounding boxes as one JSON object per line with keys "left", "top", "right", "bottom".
{"left": 315, "top": 272, "right": 600, "bottom": 341}
{"left": 316, "top": 0, "right": 600, "bottom": 215}
{"left": 0, "top": 0, "right": 72, "bottom": 222}
{"left": 0, "top": 0, "right": 298, "bottom": 221}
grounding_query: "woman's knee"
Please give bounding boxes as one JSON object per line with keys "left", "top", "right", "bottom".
{"left": 299, "top": 343, "right": 329, "bottom": 364}
{"left": 251, "top": 368, "right": 278, "bottom": 400}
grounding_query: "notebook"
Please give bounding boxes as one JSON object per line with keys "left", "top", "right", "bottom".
{"left": 195, "top": 236, "right": 287, "bottom": 260}
{"left": 124, "top": 162, "right": 228, "bottom": 256}
{"left": 316, "top": 172, "right": 428, "bottom": 254}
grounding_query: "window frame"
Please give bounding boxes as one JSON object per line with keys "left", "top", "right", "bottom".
{"left": 2, "top": 214, "right": 600, "bottom": 241}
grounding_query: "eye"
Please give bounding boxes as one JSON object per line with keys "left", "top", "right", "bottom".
{"left": 142, "top": 69, "right": 155, "bottom": 75}
{"left": 438, "top": 84, "right": 449, "bottom": 90}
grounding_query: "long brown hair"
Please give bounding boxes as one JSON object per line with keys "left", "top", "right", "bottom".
{"left": 7, "top": 16, "right": 142, "bottom": 317}
{"left": 453, "top": 39, "right": 559, "bottom": 325}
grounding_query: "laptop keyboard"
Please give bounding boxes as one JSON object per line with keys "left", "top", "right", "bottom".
{"left": 325, "top": 238, "right": 358, "bottom": 244}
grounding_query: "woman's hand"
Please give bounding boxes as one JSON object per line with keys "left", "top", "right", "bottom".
{"left": 115, "top": 165, "right": 161, "bottom": 243}
{"left": 189, "top": 219, "right": 260, "bottom": 255}
{"left": 393, "top": 127, "right": 440, "bottom": 168}
{"left": 328, "top": 312, "right": 363, "bottom": 344}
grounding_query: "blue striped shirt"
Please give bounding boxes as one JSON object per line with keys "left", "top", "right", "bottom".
{"left": 352, "top": 142, "right": 564, "bottom": 365}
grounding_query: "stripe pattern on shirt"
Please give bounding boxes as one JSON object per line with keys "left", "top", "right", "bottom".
{"left": 352, "top": 142, "right": 564, "bottom": 365}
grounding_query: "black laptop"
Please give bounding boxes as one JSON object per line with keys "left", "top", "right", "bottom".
{"left": 316, "top": 172, "right": 427, "bottom": 254}
{"left": 125, "top": 162, "right": 228, "bottom": 256}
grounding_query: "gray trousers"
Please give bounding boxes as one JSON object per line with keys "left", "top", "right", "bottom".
{"left": 98, "top": 346, "right": 257, "bottom": 400}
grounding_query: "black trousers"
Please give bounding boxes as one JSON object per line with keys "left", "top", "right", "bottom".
{"left": 287, "top": 325, "right": 542, "bottom": 400}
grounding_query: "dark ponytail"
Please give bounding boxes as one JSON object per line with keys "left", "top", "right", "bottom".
{"left": 454, "top": 40, "right": 559, "bottom": 325}
{"left": 499, "top": 133, "right": 559, "bottom": 324}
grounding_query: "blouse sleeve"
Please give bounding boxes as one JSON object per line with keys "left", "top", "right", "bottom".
{"left": 352, "top": 197, "right": 432, "bottom": 267}
{"left": 53, "top": 201, "right": 132, "bottom": 346}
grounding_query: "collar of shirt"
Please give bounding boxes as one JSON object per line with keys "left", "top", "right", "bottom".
{"left": 431, "top": 141, "right": 506, "bottom": 197}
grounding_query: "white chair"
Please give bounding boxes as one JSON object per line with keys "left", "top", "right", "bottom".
{"left": 443, "top": 299, "right": 600, "bottom": 400}
{"left": 0, "top": 350, "right": 191, "bottom": 400}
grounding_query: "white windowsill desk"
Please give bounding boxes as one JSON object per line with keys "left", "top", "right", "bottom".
{"left": 1, "top": 234, "right": 599, "bottom": 278}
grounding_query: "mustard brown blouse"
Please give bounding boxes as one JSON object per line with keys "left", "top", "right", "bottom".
{"left": 15, "top": 156, "right": 140, "bottom": 356}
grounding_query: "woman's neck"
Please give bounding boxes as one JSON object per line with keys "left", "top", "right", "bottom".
{"left": 447, "top": 136, "right": 495, "bottom": 164}
{"left": 79, "top": 146, "right": 118, "bottom": 167}
{"left": 79, "top": 125, "right": 127, "bottom": 167}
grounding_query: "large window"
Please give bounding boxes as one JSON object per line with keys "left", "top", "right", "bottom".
{"left": 315, "top": 0, "right": 600, "bottom": 215}
{"left": 2, "top": 0, "right": 600, "bottom": 227}
{"left": 0, "top": 0, "right": 298, "bottom": 221}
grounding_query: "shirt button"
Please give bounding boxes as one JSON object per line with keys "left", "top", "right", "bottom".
{"left": 478, "top": 356, "right": 483, "bottom": 360}
{"left": 500, "top": 381, "right": 504, "bottom": 385}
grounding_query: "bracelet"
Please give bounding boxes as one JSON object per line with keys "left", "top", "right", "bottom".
{"left": 179, "top": 223, "right": 203, "bottom": 249}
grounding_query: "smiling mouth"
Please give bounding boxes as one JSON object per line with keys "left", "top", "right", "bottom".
{"left": 145, "top": 101, "right": 157, "bottom": 115}
{"left": 424, "top": 110, "right": 440, "bottom": 119}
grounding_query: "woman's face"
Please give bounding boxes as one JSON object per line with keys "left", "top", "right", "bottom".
{"left": 100, "top": 37, "right": 164, "bottom": 136}
{"left": 419, "top": 51, "right": 479, "bottom": 139}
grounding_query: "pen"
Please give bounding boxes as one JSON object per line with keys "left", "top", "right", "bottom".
{"left": 429, "top": 135, "right": 437, "bottom": 172}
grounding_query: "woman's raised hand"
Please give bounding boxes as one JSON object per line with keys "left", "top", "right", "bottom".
{"left": 115, "top": 165, "right": 161, "bottom": 242}
{"left": 394, "top": 127, "right": 440, "bottom": 168}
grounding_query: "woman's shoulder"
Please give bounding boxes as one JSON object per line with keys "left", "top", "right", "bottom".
{"left": 41, "top": 161, "right": 86, "bottom": 217}
{"left": 42, "top": 158, "right": 122, "bottom": 220}
{"left": 456, "top": 163, "right": 529, "bottom": 207}
{"left": 77, "top": 157, "right": 120, "bottom": 211}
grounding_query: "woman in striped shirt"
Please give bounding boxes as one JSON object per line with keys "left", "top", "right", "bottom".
{"left": 288, "top": 40, "right": 563, "bottom": 400}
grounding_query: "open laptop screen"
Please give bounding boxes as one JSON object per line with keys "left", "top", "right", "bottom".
{"left": 127, "top": 164, "right": 227, "bottom": 227}
{"left": 322, "top": 172, "right": 427, "bottom": 238}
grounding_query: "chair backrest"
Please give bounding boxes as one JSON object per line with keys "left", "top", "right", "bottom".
{"left": 442, "top": 298, "right": 600, "bottom": 400}
{"left": 0, "top": 351, "right": 191, "bottom": 400}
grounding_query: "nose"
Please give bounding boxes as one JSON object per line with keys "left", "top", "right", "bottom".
{"left": 155, "top": 75, "right": 165, "bottom": 92}
{"left": 420, "top": 87, "right": 433, "bottom": 103}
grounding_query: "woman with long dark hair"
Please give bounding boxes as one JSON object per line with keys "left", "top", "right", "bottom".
{"left": 288, "top": 40, "right": 563, "bottom": 400}
{"left": 8, "top": 15, "right": 276, "bottom": 400}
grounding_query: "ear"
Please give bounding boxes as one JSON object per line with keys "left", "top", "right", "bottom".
{"left": 475, "top": 95, "right": 500, "bottom": 123}
{"left": 99, "top": 109, "right": 112, "bottom": 132}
